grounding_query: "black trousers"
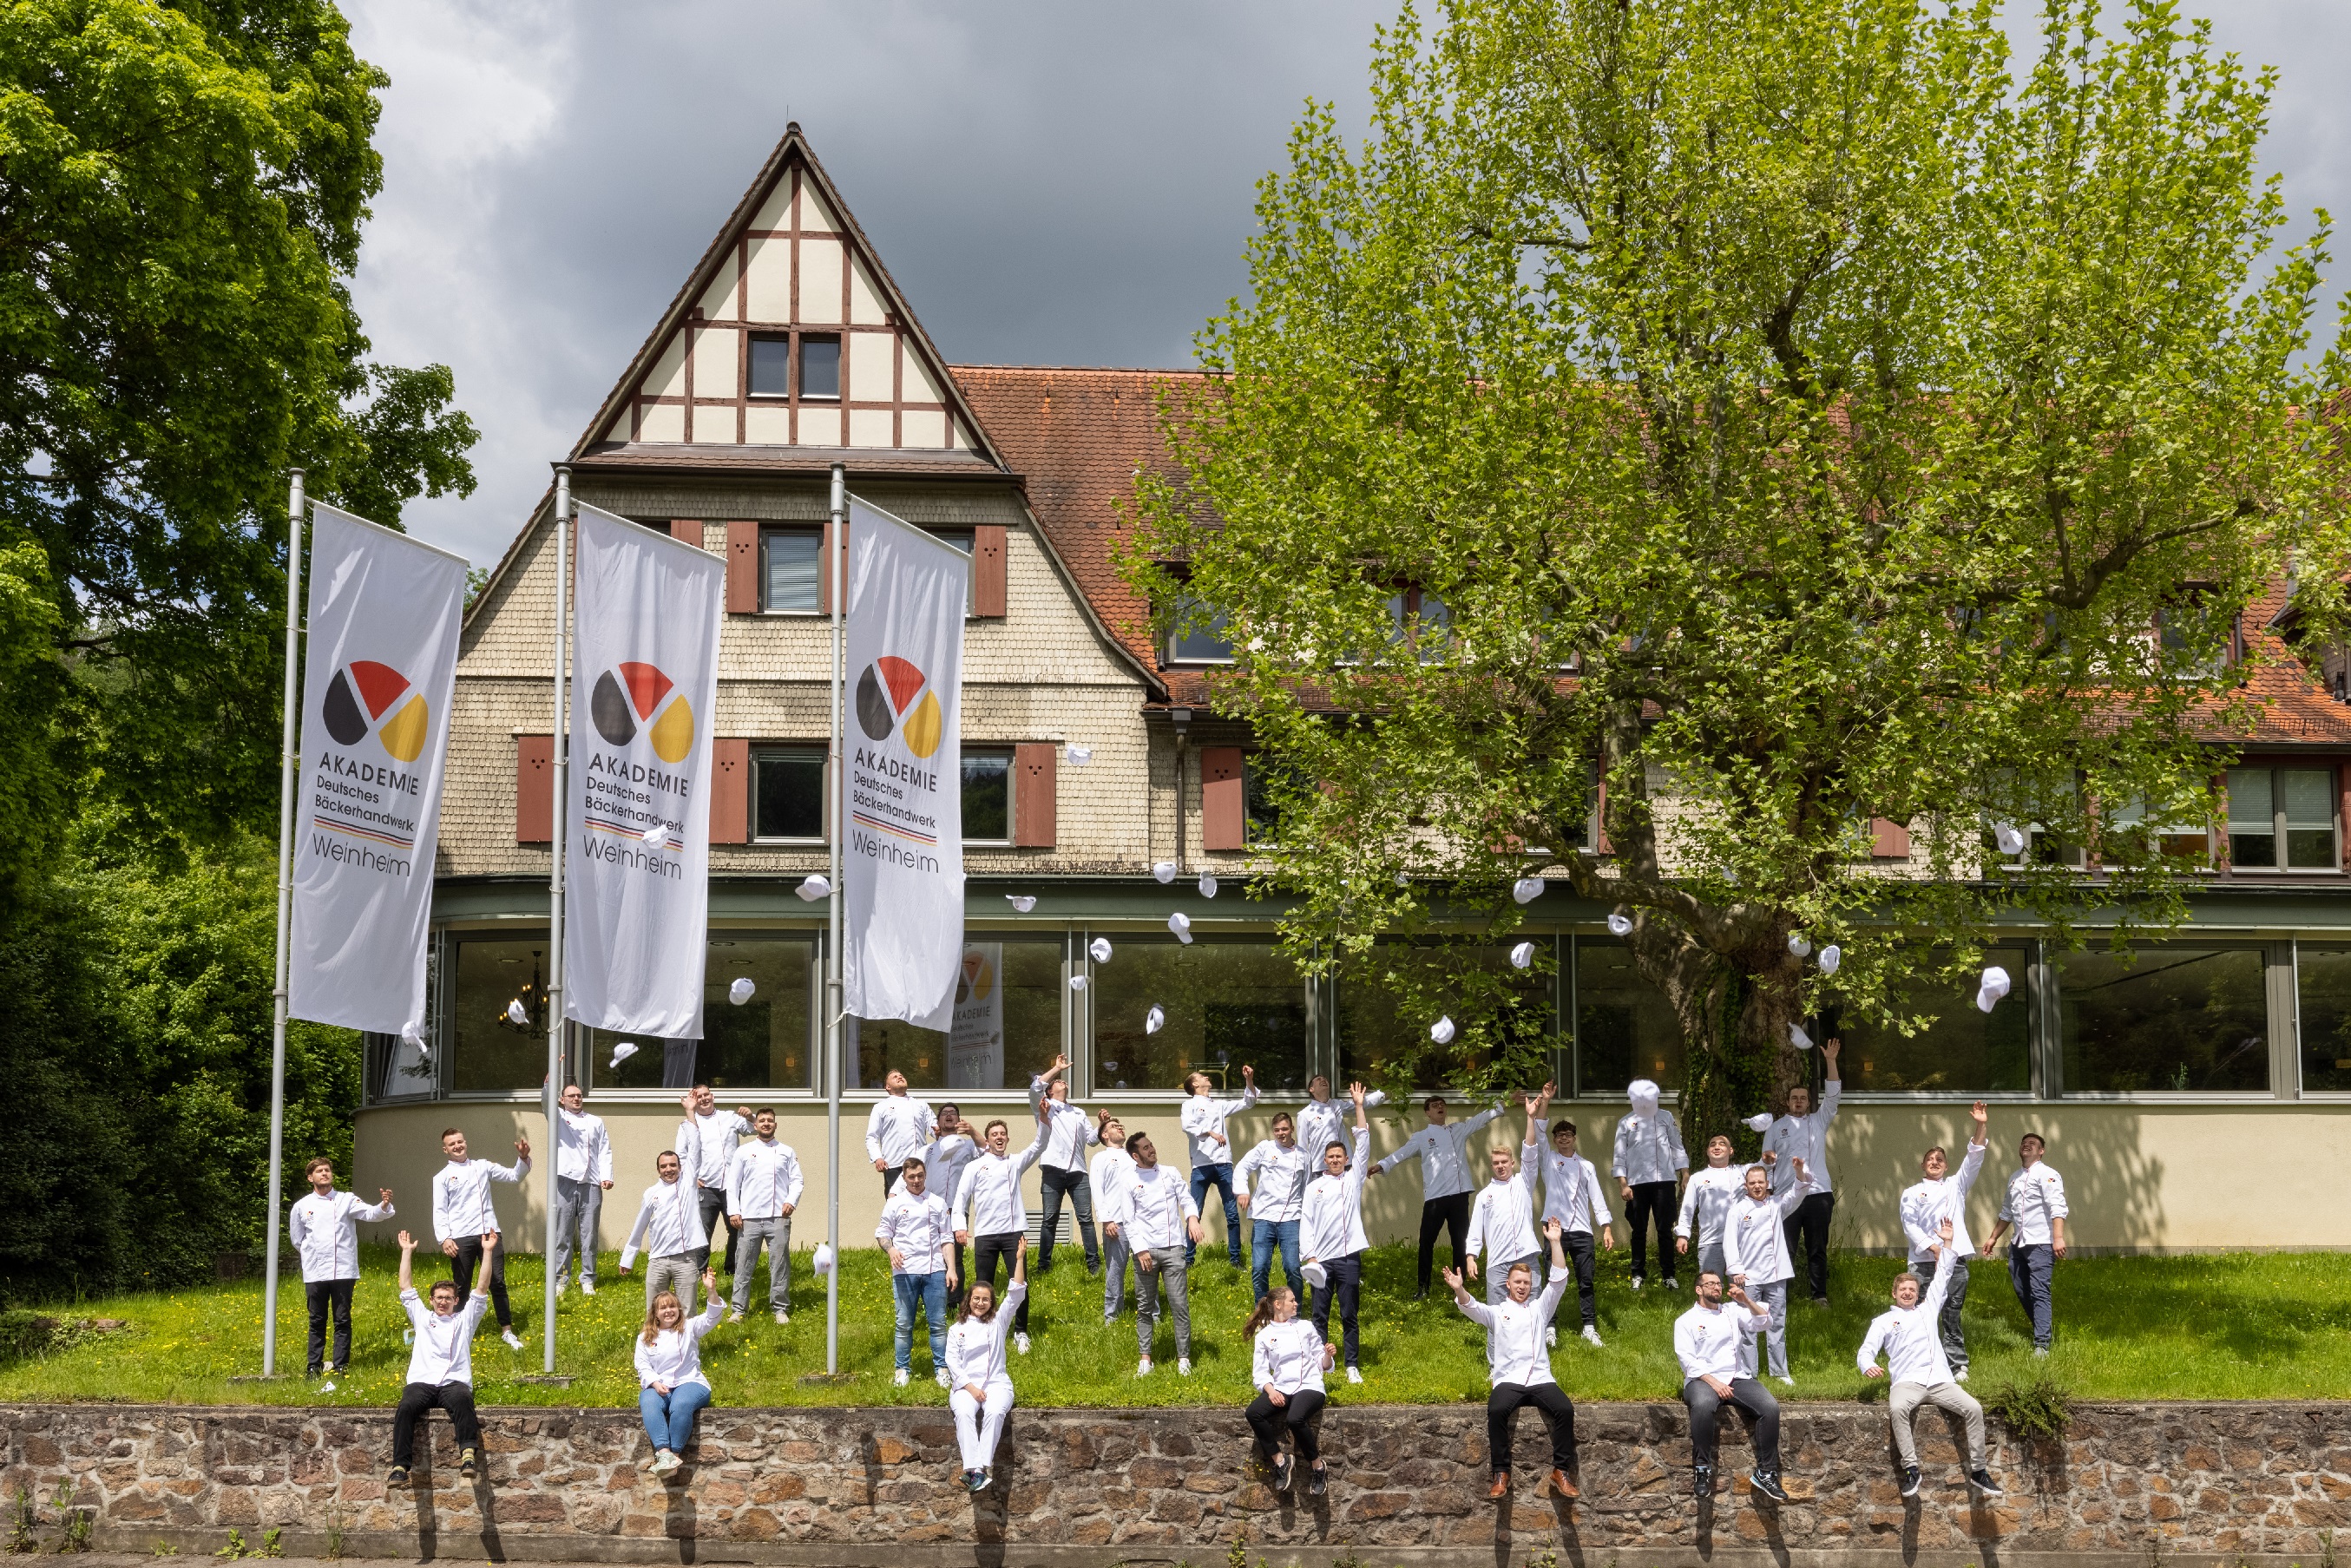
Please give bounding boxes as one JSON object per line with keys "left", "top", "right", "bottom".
{"left": 974, "top": 1231, "right": 1029, "bottom": 1334}
{"left": 1684, "top": 1376, "right": 1781, "bottom": 1469}
{"left": 1625, "top": 1181, "right": 1678, "bottom": 1283}
{"left": 1487, "top": 1382, "right": 1576, "bottom": 1473}
{"left": 1246, "top": 1388, "right": 1326, "bottom": 1464}
{"left": 945, "top": 1237, "right": 969, "bottom": 1309}
{"left": 882, "top": 1164, "right": 904, "bottom": 1197}
{"left": 447, "top": 1237, "right": 511, "bottom": 1329}
{"left": 392, "top": 1381, "right": 482, "bottom": 1469}
{"left": 305, "top": 1279, "right": 355, "bottom": 1374}
{"left": 1036, "top": 1165, "right": 1100, "bottom": 1270}
{"left": 1415, "top": 1192, "right": 1473, "bottom": 1292}
{"left": 1561, "top": 1230, "right": 1599, "bottom": 1329}
{"left": 1308, "top": 1253, "right": 1363, "bottom": 1368}
{"left": 1783, "top": 1191, "right": 1835, "bottom": 1301}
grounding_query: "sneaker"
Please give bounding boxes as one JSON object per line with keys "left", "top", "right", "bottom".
{"left": 1581, "top": 1325, "right": 1605, "bottom": 1348}
{"left": 1969, "top": 1468, "right": 2005, "bottom": 1497}
{"left": 1346, "top": 1366, "right": 1363, "bottom": 1385}
{"left": 1691, "top": 1464, "right": 1714, "bottom": 1499}
{"left": 1898, "top": 1464, "right": 1921, "bottom": 1499}
{"left": 1954, "top": 1368, "right": 1969, "bottom": 1383}
{"left": 1015, "top": 1332, "right": 1030, "bottom": 1355}
{"left": 500, "top": 1328, "right": 525, "bottom": 1350}
{"left": 1411, "top": 1289, "right": 1428, "bottom": 1302}
{"left": 1546, "top": 1327, "right": 1557, "bottom": 1348}
{"left": 936, "top": 1368, "right": 951, "bottom": 1389}
{"left": 726, "top": 1310, "right": 746, "bottom": 1323}
{"left": 458, "top": 1447, "right": 479, "bottom": 1479}
{"left": 963, "top": 1469, "right": 985, "bottom": 1493}
{"left": 979, "top": 1467, "right": 995, "bottom": 1492}
{"left": 1750, "top": 1468, "right": 1789, "bottom": 1505}
{"left": 1309, "top": 1465, "right": 1327, "bottom": 1497}
{"left": 580, "top": 1279, "right": 596, "bottom": 1296}
{"left": 653, "top": 1450, "right": 681, "bottom": 1478}
{"left": 1663, "top": 1277, "right": 1680, "bottom": 1292}
{"left": 1271, "top": 1455, "right": 1292, "bottom": 1493}
{"left": 386, "top": 1466, "right": 410, "bottom": 1488}
{"left": 1177, "top": 1357, "right": 1192, "bottom": 1376}
{"left": 1776, "top": 1374, "right": 1796, "bottom": 1388}
{"left": 893, "top": 1368, "right": 910, "bottom": 1388}
{"left": 2032, "top": 1347, "right": 2050, "bottom": 1358}
{"left": 774, "top": 1309, "right": 789, "bottom": 1325}
{"left": 1810, "top": 1296, "right": 1829, "bottom": 1308}
{"left": 1137, "top": 1356, "right": 1154, "bottom": 1376}
{"left": 1630, "top": 1276, "right": 1645, "bottom": 1290}
{"left": 554, "top": 1276, "right": 570, "bottom": 1299}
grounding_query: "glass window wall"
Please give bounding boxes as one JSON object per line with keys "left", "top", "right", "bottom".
{"left": 1573, "top": 937, "right": 1681, "bottom": 1094}
{"left": 587, "top": 935, "right": 816, "bottom": 1093}
{"left": 448, "top": 937, "right": 555, "bottom": 1092}
{"left": 2057, "top": 945, "right": 2269, "bottom": 1092}
{"left": 1093, "top": 937, "right": 1310, "bottom": 1093}
{"left": 1822, "top": 946, "right": 2031, "bottom": 1092}
{"left": 848, "top": 937, "right": 1064, "bottom": 1092}
{"left": 2297, "top": 945, "right": 2351, "bottom": 1092}
{"left": 1336, "top": 941, "right": 1552, "bottom": 1086}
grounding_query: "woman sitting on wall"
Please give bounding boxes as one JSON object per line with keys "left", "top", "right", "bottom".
{"left": 944, "top": 1237, "right": 1028, "bottom": 1493}
{"left": 1243, "top": 1286, "right": 1336, "bottom": 1495}
{"left": 635, "top": 1266, "right": 725, "bottom": 1478}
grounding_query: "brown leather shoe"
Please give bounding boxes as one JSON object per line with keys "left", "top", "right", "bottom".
{"left": 1488, "top": 1473, "right": 1510, "bottom": 1499}
{"left": 1550, "top": 1469, "right": 1579, "bottom": 1499}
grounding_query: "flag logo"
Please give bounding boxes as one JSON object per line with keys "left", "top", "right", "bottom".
{"left": 855, "top": 655, "right": 943, "bottom": 758}
{"left": 321, "top": 660, "right": 431, "bottom": 763}
{"left": 957, "top": 949, "right": 997, "bottom": 1004}
{"left": 590, "top": 661, "right": 695, "bottom": 764}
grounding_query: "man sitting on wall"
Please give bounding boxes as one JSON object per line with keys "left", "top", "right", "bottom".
{"left": 1858, "top": 1217, "right": 2005, "bottom": 1499}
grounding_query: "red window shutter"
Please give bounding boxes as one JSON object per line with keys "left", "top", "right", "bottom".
{"left": 1871, "top": 817, "right": 1912, "bottom": 858}
{"left": 1201, "top": 746, "right": 1246, "bottom": 851}
{"left": 670, "top": 518, "right": 703, "bottom": 548}
{"left": 973, "top": 525, "right": 1008, "bottom": 618}
{"left": 516, "top": 735, "right": 555, "bottom": 843}
{"left": 1013, "top": 743, "right": 1057, "bottom": 847}
{"left": 726, "top": 521, "right": 759, "bottom": 613}
{"left": 709, "top": 738, "right": 750, "bottom": 844}
{"left": 818, "top": 519, "right": 842, "bottom": 616}
{"left": 1593, "top": 777, "right": 1612, "bottom": 855}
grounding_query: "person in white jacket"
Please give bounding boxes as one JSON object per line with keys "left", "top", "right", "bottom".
{"left": 1724, "top": 1156, "right": 1818, "bottom": 1383}
{"left": 1858, "top": 1219, "right": 2003, "bottom": 1499}
{"left": 1243, "top": 1286, "right": 1336, "bottom": 1496}
{"left": 1300, "top": 1084, "right": 1372, "bottom": 1382}
{"left": 864, "top": 1068, "right": 936, "bottom": 1196}
{"left": 388, "top": 1228, "right": 495, "bottom": 1487}
{"left": 1984, "top": 1132, "right": 2069, "bottom": 1355}
{"left": 918, "top": 1105, "right": 978, "bottom": 1307}
{"left": 876, "top": 1153, "right": 956, "bottom": 1388}
{"left": 288, "top": 1157, "right": 393, "bottom": 1379}
{"left": 616, "top": 1150, "right": 707, "bottom": 1313}
{"left": 1612, "top": 1079, "right": 1688, "bottom": 1293}
{"left": 1113, "top": 1131, "right": 1206, "bottom": 1374}
{"left": 724, "top": 1110, "right": 803, "bottom": 1324}
{"left": 1181, "top": 1065, "right": 1259, "bottom": 1267}
{"left": 1294, "top": 1075, "right": 1346, "bottom": 1174}
{"left": 683, "top": 1086, "right": 753, "bottom": 1276}
{"left": 551, "top": 1083, "right": 614, "bottom": 1300}
{"left": 1898, "top": 1101, "right": 1989, "bottom": 1379}
{"left": 429, "top": 1126, "right": 530, "bottom": 1350}
{"left": 1675, "top": 1271, "right": 1784, "bottom": 1504}
{"left": 1028, "top": 1054, "right": 1100, "bottom": 1274}
{"left": 1524, "top": 1086, "right": 1614, "bottom": 1347}
{"left": 634, "top": 1265, "right": 725, "bottom": 1478}
{"left": 1091, "top": 1114, "right": 1138, "bottom": 1322}
{"left": 1446, "top": 1218, "right": 1579, "bottom": 1501}
{"left": 944, "top": 1238, "right": 1028, "bottom": 1493}
{"left": 953, "top": 1104, "right": 1048, "bottom": 1351}
{"left": 1234, "top": 1112, "right": 1310, "bottom": 1304}
{"left": 1372, "top": 1092, "right": 1503, "bottom": 1298}
{"left": 1674, "top": 1134, "right": 1746, "bottom": 1285}
{"left": 1760, "top": 1038, "right": 1842, "bottom": 1303}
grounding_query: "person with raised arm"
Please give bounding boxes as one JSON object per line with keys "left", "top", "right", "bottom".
{"left": 1115, "top": 1130, "right": 1207, "bottom": 1374}
{"left": 429, "top": 1126, "right": 530, "bottom": 1350}
{"left": 1675, "top": 1133, "right": 1745, "bottom": 1285}
{"left": 1859, "top": 1218, "right": 2004, "bottom": 1499}
{"left": 953, "top": 1101, "right": 1049, "bottom": 1353}
{"left": 1724, "top": 1155, "right": 1818, "bottom": 1385}
{"left": 1523, "top": 1084, "right": 1615, "bottom": 1348}
{"left": 287, "top": 1157, "right": 394, "bottom": 1381}
{"left": 1371, "top": 1089, "right": 1505, "bottom": 1299}
{"left": 1612, "top": 1079, "right": 1689, "bottom": 1294}
{"left": 917, "top": 1104, "right": 979, "bottom": 1308}
{"left": 1234, "top": 1111, "right": 1310, "bottom": 1304}
{"left": 634, "top": 1265, "right": 726, "bottom": 1479}
{"left": 1294, "top": 1075, "right": 1346, "bottom": 1175}
{"left": 1675, "top": 1270, "right": 1786, "bottom": 1505}
{"left": 617, "top": 1149, "right": 706, "bottom": 1313}
{"left": 1446, "top": 1217, "right": 1579, "bottom": 1501}
{"left": 1299, "top": 1083, "right": 1372, "bottom": 1384}
{"left": 1091, "top": 1112, "right": 1139, "bottom": 1322}
{"left": 551, "top": 1082, "right": 614, "bottom": 1299}
{"left": 1028, "top": 1054, "right": 1101, "bottom": 1274}
{"left": 682, "top": 1086, "right": 752, "bottom": 1275}
{"left": 944, "top": 1237, "right": 1028, "bottom": 1493}
{"left": 1463, "top": 1088, "right": 1545, "bottom": 1351}
{"left": 1760, "top": 1037, "right": 1842, "bottom": 1304}
{"left": 864, "top": 1067, "right": 937, "bottom": 1197}
{"left": 1181, "top": 1064, "right": 1260, "bottom": 1268}
{"left": 723, "top": 1108, "right": 803, "bottom": 1325}
{"left": 387, "top": 1229, "right": 494, "bottom": 1487}
{"left": 1898, "top": 1100, "right": 1990, "bottom": 1380}
{"left": 1983, "top": 1132, "right": 2069, "bottom": 1355}
{"left": 877, "top": 1152, "right": 957, "bottom": 1388}
{"left": 1242, "top": 1286, "right": 1336, "bottom": 1496}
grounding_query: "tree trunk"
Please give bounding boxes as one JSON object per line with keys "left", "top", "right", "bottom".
{"left": 1632, "top": 925, "right": 1809, "bottom": 1165}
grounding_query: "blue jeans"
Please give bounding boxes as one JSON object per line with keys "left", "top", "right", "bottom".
{"left": 892, "top": 1269, "right": 949, "bottom": 1371}
{"left": 639, "top": 1381, "right": 712, "bottom": 1453}
{"left": 1250, "top": 1217, "right": 1302, "bottom": 1302}
{"left": 1188, "top": 1162, "right": 1242, "bottom": 1265}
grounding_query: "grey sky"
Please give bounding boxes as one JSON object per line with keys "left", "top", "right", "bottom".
{"left": 344, "top": 1, "right": 2351, "bottom": 567}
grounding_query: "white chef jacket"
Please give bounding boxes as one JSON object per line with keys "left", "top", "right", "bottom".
{"left": 688, "top": 1108, "right": 749, "bottom": 1189}
{"left": 554, "top": 1106, "right": 613, "bottom": 1184}
{"left": 1295, "top": 1098, "right": 1347, "bottom": 1164}
{"left": 726, "top": 1138, "right": 803, "bottom": 1218}
{"left": 1113, "top": 1163, "right": 1201, "bottom": 1253}
{"left": 1182, "top": 1084, "right": 1261, "bottom": 1168}
{"left": 619, "top": 1178, "right": 706, "bottom": 1269}
{"left": 1857, "top": 1247, "right": 1960, "bottom": 1388}
{"left": 1466, "top": 1163, "right": 1540, "bottom": 1264}
{"left": 918, "top": 1132, "right": 979, "bottom": 1216}
{"left": 1725, "top": 1176, "right": 1817, "bottom": 1286}
{"left": 1251, "top": 1317, "right": 1328, "bottom": 1395}
{"left": 400, "top": 1286, "right": 490, "bottom": 1387}
{"left": 876, "top": 1189, "right": 955, "bottom": 1275}
{"left": 288, "top": 1190, "right": 394, "bottom": 1283}
{"left": 1300, "top": 1128, "right": 1371, "bottom": 1260}
{"left": 1998, "top": 1162, "right": 2069, "bottom": 1246}
{"left": 1612, "top": 1108, "right": 1688, "bottom": 1187}
{"left": 1675, "top": 1165, "right": 1747, "bottom": 1246}
{"left": 864, "top": 1095, "right": 936, "bottom": 1169}
{"left": 944, "top": 1279, "right": 1027, "bottom": 1391}
{"left": 1456, "top": 1270, "right": 1570, "bottom": 1387}
{"left": 1233, "top": 1138, "right": 1311, "bottom": 1224}
{"left": 1901, "top": 1138, "right": 1987, "bottom": 1263}
{"left": 1090, "top": 1145, "right": 1137, "bottom": 1223}
{"left": 430, "top": 1155, "right": 528, "bottom": 1243}
{"left": 1527, "top": 1126, "right": 1611, "bottom": 1236}
{"left": 1373, "top": 1105, "right": 1501, "bottom": 1202}
{"left": 1763, "top": 1079, "right": 1842, "bottom": 1195}
{"left": 954, "top": 1123, "right": 1046, "bottom": 1237}
{"left": 634, "top": 1295, "right": 726, "bottom": 1391}
{"left": 1675, "top": 1299, "right": 1769, "bottom": 1382}
{"left": 1028, "top": 1079, "right": 1098, "bottom": 1171}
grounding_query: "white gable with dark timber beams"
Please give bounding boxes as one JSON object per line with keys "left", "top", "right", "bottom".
{"left": 581, "top": 128, "right": 989, "bottom": 457}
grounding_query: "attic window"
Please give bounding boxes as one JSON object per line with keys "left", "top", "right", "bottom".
{"left": 799, "top": 335, "right": 841, "bottom": 401}
{"left": 748, "top": 336, "right": 791, "bottom": 397}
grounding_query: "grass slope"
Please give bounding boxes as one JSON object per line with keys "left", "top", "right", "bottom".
{"left": 5, "top": 1243, "right": 2350, "bottom": 1409}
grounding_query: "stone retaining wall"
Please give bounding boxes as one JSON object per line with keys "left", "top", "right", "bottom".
{"left": 5, "top": 1401, "right": 2348, "bottom": 1567}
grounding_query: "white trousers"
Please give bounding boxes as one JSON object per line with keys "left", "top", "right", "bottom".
{"left": 950, "top": 1380, "right": 1014, "bottom": 1471}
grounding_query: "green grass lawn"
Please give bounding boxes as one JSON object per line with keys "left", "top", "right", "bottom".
{"left": 6, "top": 1243, "right": 2351, "bottom": 1409}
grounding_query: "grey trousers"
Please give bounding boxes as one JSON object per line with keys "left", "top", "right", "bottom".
{"left": 1102, "top": 1230, "right": 1131, "bottom": 1321}
{"left": 732, "top": 1217, "right": 791, "bottom": 1314}
{"left": 1889, "top": 1379, "right": 1986, "bottom": 1469}
{"left": 1135, "top": 1247, "right": 1191, "bottom": 1360}
{"left": 647, "top": 1253, "right": 699, "bottom": 1315}
{"left": 1738, "top": 1280, "right": 1790, "bottom": 1378}
{"left": 553, "top": 1176, "right": 602, "bottom": 1285}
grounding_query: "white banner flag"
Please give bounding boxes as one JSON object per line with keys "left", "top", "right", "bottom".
{"left": 844, "top": 497, "right": 966, "bottom": 1027}
{"left": 564, "top": 502, "right": 725, "bottom": 1038}
{"left": 948, "top": 943, "right": 1005, "bottom": 1089}
{"left": 289, "top": 502, "right": 466, "bottom": 1034}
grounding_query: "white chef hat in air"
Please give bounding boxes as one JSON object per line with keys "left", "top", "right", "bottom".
{"left": 1627, "top": 1079, "right": 1661, "bottom": 1112}
{"left": 796, "top": 874, "right": 831, "bottom": 902}
{"left": 1976, "top": 964, "right": 2013, "bottom": 1013}
{"left": 729, "top": 978, "right": 755, "bottom": 1005}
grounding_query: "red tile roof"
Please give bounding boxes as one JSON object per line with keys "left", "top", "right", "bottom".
{"left": 2216, "top": 581, "right": 2351, "bottom": 746}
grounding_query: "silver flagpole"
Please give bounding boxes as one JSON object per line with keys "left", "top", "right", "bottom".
{"left": 826, "top": 462, "right": 845, "bottom": 1374}
{"left": 261, "top": 469, "right": 306, "bottom": 1379}
{"left": 544, "top": 467, "right": 572, "bottom": 1374}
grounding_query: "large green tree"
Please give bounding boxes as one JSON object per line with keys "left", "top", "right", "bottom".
{"left": 1131, "top": 0, "right": 2351, "bottom": 1133}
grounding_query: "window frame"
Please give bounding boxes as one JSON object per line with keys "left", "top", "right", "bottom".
{"left": 746, "top": 333, "right": 791, "bottom": 399}
{"left": 751, "top": 744, "right": 829, "bottom": 845}
{"left": 961, "top": 745, "right": 1015, "bottom": 846}
{"left": 798, "top": 333, "right": 843, "bottom": 401}
{"left": 758, "top": 525, "right": 824, "bottom": 615}
{"left": 1165, "top": 586, "right": 1238, "bottom": 666}
{"left": 2224, "top": 762, "right": 2341, "bottom": 876}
